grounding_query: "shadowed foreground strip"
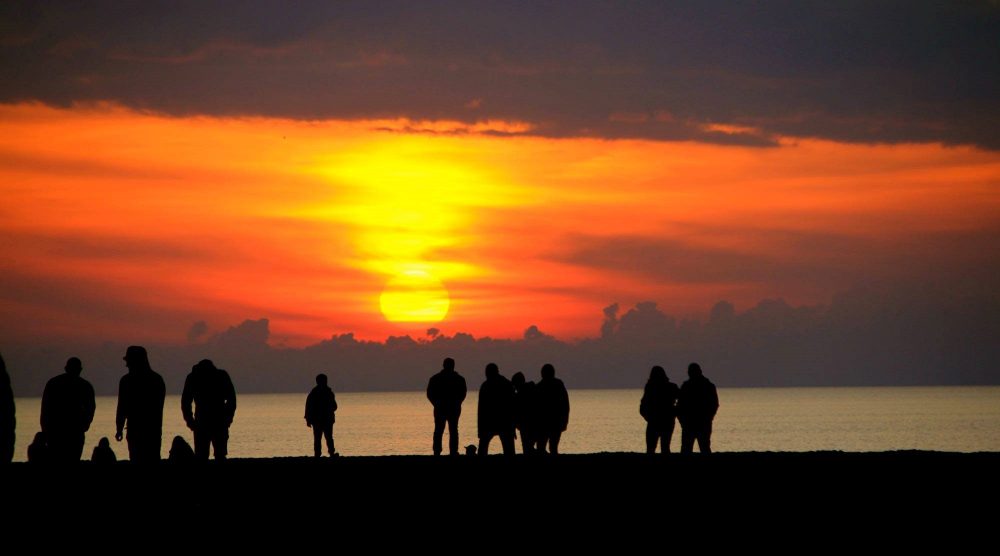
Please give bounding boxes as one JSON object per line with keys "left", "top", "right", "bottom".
{"left": 8, "top": 452, "right": 999, "bottom": 535}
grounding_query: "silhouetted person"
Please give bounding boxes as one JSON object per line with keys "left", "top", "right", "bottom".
{"left": 168, "top": 435, "right": 195, "bottom": 462}
{"left": 115, "top": 346, "right": 166, "bottom": 462}
{"left": 40, "top": 357, "right": 96, "bottom": 462}
{"left": 536, "top": 364, "right": 570, "bottom": 455}
{"left": 305, "top": 373, "right": 338, "bottom": 458}
{"left": 640, "top": 366, "right": 680, "bottom": 454}
{"left": 512, "top": 372, "right": 539, "bottom": 454}
{"left": 426, "top": 357, "right": 467, "bottom": 456}
{"left": 0, "top": 353, "right": 14, "bottom": 463}
{"left": 677, "top": 363, "right": 719, "bottom": 454}
{"left": 91, "top": 437, "right": 117, "bottom": 463}
{"left": 477, "top": 363, "right": 515, "bottom": 456}
{"left": 28, "top": 432, "right": 48, "bottom": 463}
{"left": 181, "top": 359, "right": 237, "bottom": 460}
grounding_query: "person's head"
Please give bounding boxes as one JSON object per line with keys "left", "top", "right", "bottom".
{"left": 443, "top": 357, "right": 455, "bottom": 372}
{"left": 512, "top": 372, "right": 525, "bottom": 387}
{"left": 193, "top": 359, "right": 217, "bottom": 373}
{"left": 123, "top": 345, "right": 150, "bottom": 372}
{"left": 649, "top": 365, "right": 667, "bottom": 383}
{"left": 688, "top": 362, "right": 703, "bottom": 378}
{"left": 65, "top": 357, "right": 82, "bottom": 376}
{"left": 541, "top": 363, "right": 555, "bottom": 379}
{"left": 316, "top": 373, "right": 328, "bottom": 386}
{"left": 98, "top": 437, "right": 111, "bottom": 449}
{"left": 485, "top": 362, "right": 499, "bottom": 379}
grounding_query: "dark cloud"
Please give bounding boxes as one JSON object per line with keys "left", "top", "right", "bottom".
{"left": 4, "top": 285, "right": 998, "bottom": 396}
{"left": 1, "top": 1, "right": 996, "bottom": 147}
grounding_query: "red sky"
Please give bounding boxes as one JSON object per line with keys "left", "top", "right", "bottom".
{"left": 2, "top": 102, "right": 998, "bottom": 346}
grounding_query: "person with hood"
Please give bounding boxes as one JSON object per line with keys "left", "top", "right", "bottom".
{"left": 181, "top": 359, "right": 237, "bottom": 460}
{"left": 115, "top": 345, "right": 166, "bottom": 461}
{"left": 40, "top": 357, "right": 96, "bottom": 462}
{"left": 91, "top": 437, "right": 117, "bottom": 463}
{"left": 426, "top": 357, "right": 467, "bottom": 456}
{"left": 305, "top": 373, "right": 338, "bottom": 458}
{"left": 511, "top": 372, "right": 538, "bottom": 454}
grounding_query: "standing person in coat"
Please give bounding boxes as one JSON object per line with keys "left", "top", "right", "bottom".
{"left": 305, "top": 373, "right": 338, "bottom": 458}
{"left": 40, "top": 357, "right": 96, "bottom": 462}
{"left": 640, "top": 366, "right": 680, "bottom": 454}
{"left": 426, "top": 357, "right": 467, "bottom": 456}
{"left": 115, "top": 346, "right": 166, "bottom": 462}
{"left": 536, "top": 364, "right": 569, "bottom": 455}
{"left": 477, "top": 363, "right": 515, "bottom": 456}
{"left": 181, "top": 359, "right": 237, "bottom": 460}
{"left": 677, "top": 363, "right": 719, "bottom": 454}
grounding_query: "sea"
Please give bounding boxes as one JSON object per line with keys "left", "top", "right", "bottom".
{"left": 10, "top": 386, "right": 1000, "bottom": 461}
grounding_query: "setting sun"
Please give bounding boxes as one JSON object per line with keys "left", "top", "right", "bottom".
{"left": 379, "top": 270, "right": 451, "bottom": 323}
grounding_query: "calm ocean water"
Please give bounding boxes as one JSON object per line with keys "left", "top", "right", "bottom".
{"left": 10, "top": 386, "right": 1000, "bottom": 461}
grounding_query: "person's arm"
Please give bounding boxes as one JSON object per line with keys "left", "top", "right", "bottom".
{"left": 40, "top": 381, "right": 51, "bottom": 432}
{"left": 223, "top": 372, "right": 237, "bottom": 424}
{"left": 83, "top": 382, "right": 96, "bottom": 432}
{"left": 304, "top": 391, "right": 313, "bottom": 426}
{"left": 710, "top": 385, "right": 719, "bottom": 418}
{"left": 115, "top": 376, "right": 127, "bottom": 441}
{"left": 181, "top": 375, "right": 195, "bottom": 429}
{"left": 331, "top": 391, "right": 337, "bottom": 413}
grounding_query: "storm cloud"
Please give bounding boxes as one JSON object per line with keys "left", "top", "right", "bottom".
{"left": 2, "top": 1, "right": 997, "bottom": 147}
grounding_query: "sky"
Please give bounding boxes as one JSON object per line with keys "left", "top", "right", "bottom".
{"left": 1, "top": 2, "right": 998, "bottom": 392}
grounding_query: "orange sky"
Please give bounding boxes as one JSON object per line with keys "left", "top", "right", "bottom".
{"left": 1, "top": 102, "right": 998, "bottom": 346}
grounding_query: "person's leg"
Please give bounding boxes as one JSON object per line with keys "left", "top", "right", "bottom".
{"left": 646, "top": 423, "right": 657, "bottom": 454}
{"left": 478, "top": 433, "right": 491, "bottom": 456}
{"left": 325, "top": 423, "right": 335, "bottom": 456}
{"left": 680, "top": 425, "right": 695, "bottom": 454}
{"left": 432, "top": 412, "right": 445, "bottom": 455}
{"left": 216, "top": 425, "right": 229, "bottom": 460}
{"left": 313, "top": 426, "right": 323, "bottom": 458}
{"left": 664, "top": 419, "right": 676, "bottom": 454}
{"left": 698, "top": 421, "right": 712, "bottom": 454}
{"left": 447, "top": 414, "right": 459, "bottom": 455}
{"left": 536, "top": 433, "right": 549, "bottom": 454}
{"left": 549, "top": 431, "right": 562, "bottom": 455}
{"left": 519, "top": 429, "right": 533, "bottom": 455}
{"left": 500, "top": 431, "right": 515, "bottom": 456}
{"left": 193, "top": 427, "right": 210, "bottom": 460}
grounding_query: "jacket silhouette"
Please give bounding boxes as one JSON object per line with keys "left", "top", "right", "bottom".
{"left": 512, "top": 371, "right": 539, "bottom": 454}
{"left": 426, "top": 357, "right": 467, "bottom": 455}
{"left": 181, "top": 359, "right": 237, "bottom": 460}
{"left": 477, "top": 363, "right": 515, "bottom": 456}
{"left": 305, "top": 373, "right": 338, "bottom": 457}
{"left": 91, "top": 437, "right": 117, "bottom": 463}
{"left": 677, "top": 363, "right": 719, "bottom": 454}
{"left": 0, "top": 354, "right": 14, "bottom": 463}
{"left": 536, "top": 364, "right": 570, "bottom": 455}
{"left": 115, "top": 346, "right": 166, "bottom": 462}
{"left": 40, "top": 357, "right": 96, "bottom": 462}
{"left": 640, "top": 366, "right": 680, "bottom": 454}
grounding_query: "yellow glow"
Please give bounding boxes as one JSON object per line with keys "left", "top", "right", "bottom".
{"left": 379, "top": 269, "right": 450, "bottom": 322}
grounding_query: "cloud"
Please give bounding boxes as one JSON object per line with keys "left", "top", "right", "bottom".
{"left": 1, "top": 2, "right": 996, "bottom": 147}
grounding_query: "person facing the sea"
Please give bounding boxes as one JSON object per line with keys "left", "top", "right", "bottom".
{"left": 511, "top": 371, "right": 539, "bottom": 454}
{"left": 477, "top": 363, "right": 515, "bottom": 456}
{"left": 91, "top": 437, "right": 117, "bottom": 463}
{"left": 40, "top": 357, "right": 96, "bottom": 462}
{"left": 0, "top": 353, "right": 14, "bottom": 464}
{"left": 426, "top": 357, "right": 467, "bottom": 456}
{"left": 677, "top": 362, "right": 719, "bottom": 454}
{"left": 181, "top": 359, "right": 237, "bottom": 460}
{"left": 536, "top": 363, "right": 570, "bottom": 455}
{"left": 640, "top": 366, "right": 680, "bottom": 454}
{"left": 115, "top": 345, "right": 166, "bottom": 462}
{"left": 305, "top": 373, "right": 338, "bottom": 458}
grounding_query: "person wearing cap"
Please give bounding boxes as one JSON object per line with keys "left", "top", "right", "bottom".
{"left": 181, "top": 359, "right": 237, "bottom": 460}
{"left": 115, "top": 346, "right": 166, "bottom": 462}
{"left": 677, "top": 362, "right": 719, "bottom": 454}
